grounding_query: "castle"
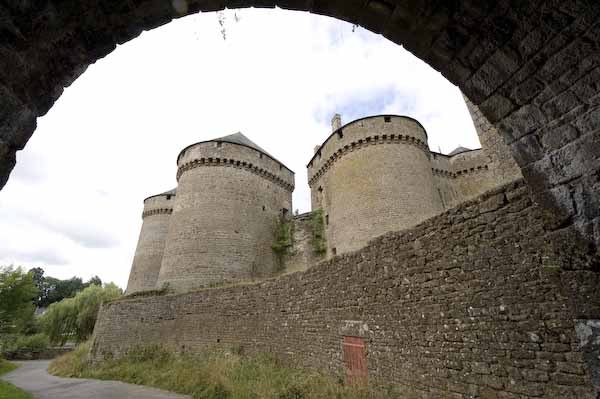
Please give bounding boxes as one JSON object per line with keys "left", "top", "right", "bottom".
{"left": 126, "top": 107, "right": 520, "bottom": 294}
{"left": 99, "top": 104, "right": 599, "bottom": 398}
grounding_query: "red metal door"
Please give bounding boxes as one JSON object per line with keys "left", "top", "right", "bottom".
{"left": 343, "top": 336, "right": 368, "bottom": 385}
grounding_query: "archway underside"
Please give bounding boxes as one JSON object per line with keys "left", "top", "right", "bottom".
{"left": 1, "top": 0, "right": 599, "bottom": 246}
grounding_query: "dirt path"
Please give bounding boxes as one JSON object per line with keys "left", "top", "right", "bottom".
{"left": 1, "top": 360, "right": 191, "bottom": 399}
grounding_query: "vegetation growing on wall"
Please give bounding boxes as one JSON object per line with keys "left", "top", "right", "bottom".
{"left": 311, "top": 209, "right": 327, "bottom": 255}
{"left": 123, "top": 284, "right": 171, "bottom": 299}
{"left": 50, "top": 343, "right": 398, "bottom": 399}
{"left": 272, "top": 216, "right": 294, "bottom": 270}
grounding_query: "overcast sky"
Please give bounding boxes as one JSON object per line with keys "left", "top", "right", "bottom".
{"left": 0, "top": 8, "right": 481, "bottom": 289}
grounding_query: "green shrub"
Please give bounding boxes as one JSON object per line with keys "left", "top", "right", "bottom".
{"left": 7, "top": 333, "right": 49, "bottom": 351}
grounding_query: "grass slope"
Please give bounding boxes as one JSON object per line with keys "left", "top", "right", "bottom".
{"left": 0, "top": 359, "right": 33, "bottom": 399}
{"left": 50, "top": 343, "right": 400, "bottom": 399}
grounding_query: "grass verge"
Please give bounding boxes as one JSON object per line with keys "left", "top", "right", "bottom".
{"left": 0, "top": 359, "right": 17, "bottom": 376}
{"left": 50, "top": 343, "right": 400, "bottom": 399}
{"left": 0, "top": 358, "right": 33, "bottom": 399}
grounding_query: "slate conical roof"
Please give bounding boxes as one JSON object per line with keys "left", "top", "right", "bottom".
{"left": 177, "top": 132, "right": 293, "bottom": 174}
{"left": 448, "top": 146, "right": 471, "bottom": 156}
{"left": 215, "top": 132, "right": 274, "bottom": 159}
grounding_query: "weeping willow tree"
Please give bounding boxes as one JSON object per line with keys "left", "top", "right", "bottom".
{"left": 40, "top": 283, "right": 122, "bottom": 345}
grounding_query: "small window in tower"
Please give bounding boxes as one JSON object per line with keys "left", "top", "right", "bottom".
{"left": 279, "top": 164, "right": 282, "bottom": 170}
{"left": 332, "top": 248, "right": 337, "bottom": 255}
{"left": 318, "top": 186, "right": 323, "bottom": 193}
{"left": 325, "top": 215, "right": 329, "bottom": 225}
{"left": 259, "top": 153, "right": 263, "bottom": 159}
{"left": 282, "top": 208, "right": 289, "bottom": 217}
{"left": 262, "top": 205, "right": 266, "bottom": 211}
{"left": 166, "top": 195, "right": 172, "bottom": 200}
{"left": 384, "top": 116, "right": 391, "bottom": 123}
{"left": 338, "top": 130, "right": 344, "bottom": 139}
{"left": 216, "top": 142, "right": 222, "bottom": 148}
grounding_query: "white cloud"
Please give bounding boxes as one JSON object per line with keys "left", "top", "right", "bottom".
{"left": 0, "top": 8, "right": 480, "bottom": 289}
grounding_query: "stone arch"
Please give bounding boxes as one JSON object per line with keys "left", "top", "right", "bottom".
{"left": 1, "top": 0, "right": 599, "bottom": 245}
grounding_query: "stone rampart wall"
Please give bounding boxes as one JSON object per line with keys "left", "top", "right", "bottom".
{"left": 93, "top": 180, "right": 600, "bottom": 398}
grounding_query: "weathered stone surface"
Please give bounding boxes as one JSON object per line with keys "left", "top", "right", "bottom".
{"left": 575, "top": 319, "right": 600, "bottom": 394}
{"left": 93, "top": 180, "right": 600, "bottom": 397}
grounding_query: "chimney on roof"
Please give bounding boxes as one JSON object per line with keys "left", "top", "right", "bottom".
{"left": 331, "top": 113, "right": 342, "bottom": 132}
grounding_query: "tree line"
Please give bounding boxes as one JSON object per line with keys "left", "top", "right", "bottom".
{"left": 0, "top": 266, "right": 122, "bottom": 351}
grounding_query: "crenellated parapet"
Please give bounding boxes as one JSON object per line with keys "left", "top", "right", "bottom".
{"left": 177, "top": 157, "right": 294, "bottom": 192}
{"left": 177, "top": 135, "right": 294, "bottom": 190}
{"left": 141, "top": 208, "right": 173, "bottom": 219}
{"left": 308, "top": 130, "right": 429, "bottom": 187}
{"left": 307, "top": 115, "right": 429, "bottom": 188}
{"left": 432, "top": 164, "right": 490, "bottom": 179}
{"left": 431, "top": 147, "right": 498, "bottom": 209}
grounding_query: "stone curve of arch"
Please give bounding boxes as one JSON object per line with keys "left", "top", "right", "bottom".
{"left": 1, "top": 0, "right": 599, "bottom": 246}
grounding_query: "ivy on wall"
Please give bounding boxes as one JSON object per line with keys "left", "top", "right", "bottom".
{"left": 272, "top": 216, "right": 294, "bottom": 271}
{"left": 311, "top": 209, "right": 327, "bottom": 255}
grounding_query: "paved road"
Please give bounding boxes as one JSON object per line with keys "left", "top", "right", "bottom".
{"left": 1, "top": 360, "right": 191, "bottom": 399}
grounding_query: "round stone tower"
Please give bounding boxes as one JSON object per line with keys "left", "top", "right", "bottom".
{"left": 126, "top": 189, "right": 176, "bottom": 294}
{"left": 156, "top": 133, "right": 294, "bottom": 292}
{"left": 307, "top": 115, "right": 443, "bottom": 256}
